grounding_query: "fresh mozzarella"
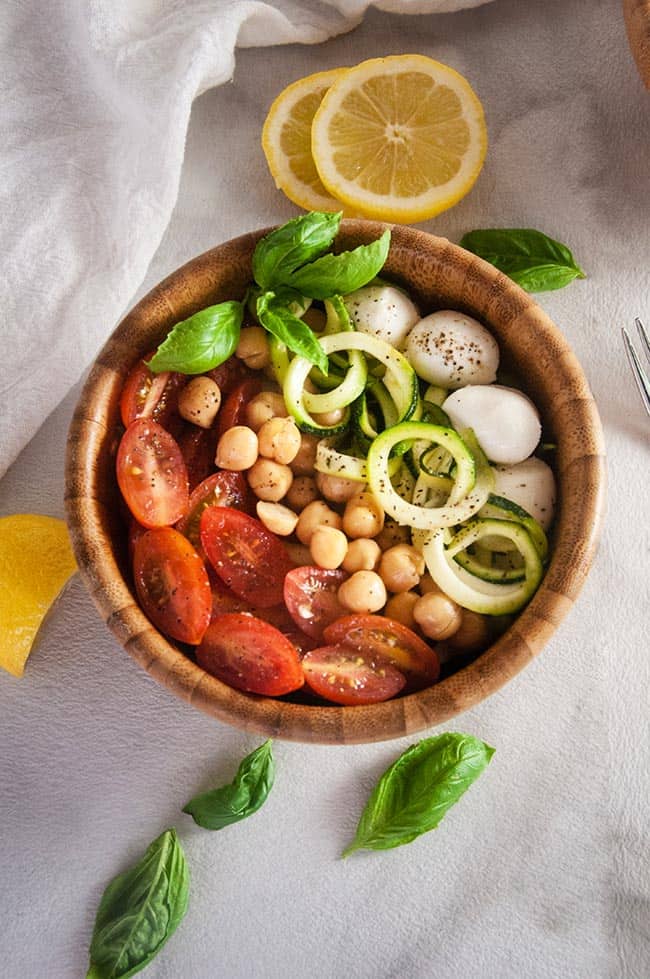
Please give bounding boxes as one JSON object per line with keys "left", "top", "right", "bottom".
{"left": 343, "top": 285, "right": 420, "bottom": 348}
{"left": 494, "top": 457, "right": 556, "bottom": 530}
{"left": 442, "top": 385, "right": 541, "bottom": 465}
{"left": 404, "top": 310, "right": 499, "bottom": 389}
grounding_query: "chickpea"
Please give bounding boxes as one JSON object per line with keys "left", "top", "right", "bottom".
{"left": 247, "top": 458, "right": 293, "bottom": 502}
{"left": 378, "top": 544, "right": 425, "bottom": 594}
{"left": 338, "top": 571, "right": 387, "bottom": 614}
{"left": 375, "top": 519, "right": 411, "bottom": 551}
{"left": 419, "top": 573, "right": 438, "bottom": 595}
{"left": 256, "top": 501, "right": 298, "bottom": 536}
{"left": 446, "top": 609, "right": 491, "bottom": 653}
{"left": 310, "top": 527, "right": 348, "bottom": 570}
{"left": 343, "top": 489, "right": 385, "bottom": 539}
{"left": 302, "top": 307, "right": 326, "bottom": 332}
{"left": 312, "top": 406, "right": 345, "bottom": 427}
{"left": 236, "top": 326, "right": 270, "bottom": 370}
{"left": 296, "top": 500, "right": 342, "bottom": 546}
{"left": 342, "top": 538, "right": 381, "bottom": 574}
{"left": 215, "top": 426, "right": 258, "bottom": 471}
{"left": 245, "top": 391, "right": 287, "bottom": 432}
{"left": 286, "top": 475, "right": 319, "bottom": 511}
{"left": 384, "top": 591, "right": 419, "bottom": 630}
{"left": 290, "top": 433, "right": 320, "bottom": 475}
{"left": 257, "top": 417, "right": 301, "bottom": 465}
{"left": 177, "top": 376, "right": 221, "bottom": 429}
{"left": 413, "top": 591, "right": 462, "bottom": 641}
{"left": 315, "top": 471, "right": 359, "bottom": 503}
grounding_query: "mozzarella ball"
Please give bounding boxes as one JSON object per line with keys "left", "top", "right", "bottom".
{"left": 443, "top": 384, "right": 542, "bottom": 465}
{"left": 344, "top": 285, "right": 420, "bottom": 348}
{"left": 404, "top": 310, "right": 499, "bottom": 389}
{"left": 493, "top": 457, "right": 556, "bottom": 530}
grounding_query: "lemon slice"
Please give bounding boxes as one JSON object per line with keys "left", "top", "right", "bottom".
{"left": 262, "top": 68, "right": 349, "bottom": 213}
{"left": 311, "top": 55, "right": 487, "bottom": 223}
{"left": 0, "top": 514, "right": 77, "bottom": 677}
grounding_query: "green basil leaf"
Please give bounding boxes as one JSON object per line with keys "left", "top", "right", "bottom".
{"left": 86, "top": 828, "right": 189, "bottom": 979}
{"left": 146, "top": 301, "right": 242, "bottom": 374}
{"left": 282, "top": 229, "right": 391, "bottom": 299}
{"left": 183, "top": 740, "right": 275, "bottom": 830}
{"left": 257, "top": 293, "right": 329, "bottom": 375}
{"left": 459, "top": 228, "right": 586, "bottom": 292}
{"left": 343, "top": 732, "right": 494, "bottom": 857}
{"left": 252, "top": 211, "right": 342, "bottom": 290}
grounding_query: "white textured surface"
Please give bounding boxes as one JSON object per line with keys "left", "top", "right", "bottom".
{"left": 1, "top": 1, "right": 650, "bottom": 977}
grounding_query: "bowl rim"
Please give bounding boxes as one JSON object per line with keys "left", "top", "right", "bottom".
{"left": 65, "top": 219, "right": 606, "bottom": 744}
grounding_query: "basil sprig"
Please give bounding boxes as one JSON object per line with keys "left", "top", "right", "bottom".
{"left": 343, "top": 733, "right": 495, "bottom": 857}
{"left": 183, "top": 740, "right": 275, "bottom": 830}
{"left": 252, "top": 211, "right": 341, "bottom": 290}
{"left": 460, "top": 228, "right": 585, "bottom": 292}
{"left": 257, "top": 294, "right": 329, "bottom": 376}
{"left": 146, "top": 301, "right": 242, "bottom": 374}
{"left": 86, "top": 828, "right": 189, "bottom": 979}
{"left": 281, "top": 230, "right": 391, "bottom": 299}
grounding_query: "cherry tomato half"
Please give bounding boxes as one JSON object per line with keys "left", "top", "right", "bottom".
{"left": 207, "top": 355, "right": 253, "bottom": 398}
{"left": 177, "top": 472, "right": 255, "bottom": 549}
{"left": 283, "top": 567, "right": 348, "bottom": 641}
{"left": 216, "top": 376, "right": 264, "bottom": 438}
{"left": 323, "top": 614, "right": 440, "bottom": 684}
{"left": 120, "top": 351, "right": 185, "bottom": 432}
{"left": 208, "top": 574, "right": 296, "bottom": 633}
{"left": 196, "top": 613, "right": 304, "bottom": 696}
{"left": 302, "top": 646, "right": 406, "bottom": 705}
{"left": 176, "top": 425, "right": 220, "bottom": 491}
{"left": 133, "top": 528, "right": 211, "bottom": 645}
{"left": 117, "top": 418, "right": 189, "bottom": 528}
{"left": 200, "top": 507, "right": 293, "bottom": 608}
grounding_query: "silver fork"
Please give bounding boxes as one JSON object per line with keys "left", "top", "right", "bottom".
{"left": 622, "top": 318, "right": 650, "bottom": 417}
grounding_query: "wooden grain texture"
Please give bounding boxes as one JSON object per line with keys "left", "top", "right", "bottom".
{"left": 64, "top": 221, "right": 606, "bottom": 744}
{"left": 623, "top": 0, "right": 650, "bottom": 88}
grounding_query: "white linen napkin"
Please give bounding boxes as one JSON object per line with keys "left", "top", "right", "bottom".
{"left": 0, "top": 0, "right": 493, "bottom": 478}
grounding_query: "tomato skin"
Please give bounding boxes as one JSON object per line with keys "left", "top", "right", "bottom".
{"left": 133, "top": 528, "right": 211, "bottom": 645}
{"left": 127, "top": 517, "right": 148, "bottom": 563}
{"left": 208, "top": 574, "right": 296, "bottom": 632}
{"left": 196, "top": 613, "right": 304, "bottom": 696}
{"left": 283, "top": 567, "right": 348, "bottom": 641}
{"left": 323, "top": 614, "right": 440, "bottom": 684}
{"left": 117, "top": 418, "right": 189, "bottom": 528}
{"left": 302, "top": 646, "right": 406, "bottom": 705}
{"left": 207, "top": 356, "right": 253, "bottom": 398}
{"left": 216, "top": 377, "right": 264, "bottom": 438}
{"left": 200, "top": 507, "right": 293, "bottom": 608}
{"left": 177, "top": 472, "right": 255, "bottom": 549}
{"left": 120, "top": 351, "right": 185, "bottom": 432}
{"left": 176, "top": 425, "right": 220, "bottom": 490}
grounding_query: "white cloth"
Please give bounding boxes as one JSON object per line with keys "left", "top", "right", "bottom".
{"left": 0, "top": 0, "right": 491, "bottom": 476}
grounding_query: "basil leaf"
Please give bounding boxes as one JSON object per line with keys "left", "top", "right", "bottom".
{"left": 86, "top": 828, "right": 189, "bottom": 979}
{"left": 146, "top": 301, "right": 242, "bottom": 374}
{"left": 282, "top": 229, "right": 391, "bottom": 300}
{"left": 183, "top": 740, "right": 275, "bottom": 830}
{"left": 257, "top": 293, "right": 328, "bottom": 375}
{"left": 460, "top": 228, "right": 586, "bottom": 292}
{"left": 343, "top": 733, "right": 494, "bottom": 857}
{"left": 253, "top": 211, "right": 342, "bottom": 290}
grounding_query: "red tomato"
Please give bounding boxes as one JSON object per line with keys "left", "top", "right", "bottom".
{"left": 283, "top": 567, "right": 348, "bottom": 641}
{"left": 177, "top": 472, "right": 255, "bottom": 549}
{"left": 120, "top": 351, "right": 184, "bottom": 432}
{"left": 117, "top": 419, "right": 189, "bottom": 528}
{"left": 302, "top": 646, "right": 406, "bottom": 705}
{"left": 323, "top": 614, "right": 440, "bottom": 684}
{"left": 209, "top": 574, "right": 304, "bottom": 635}
{"left": 200, "top": 507, "right": 293, "bottom": 608}
{"left": 196, "top": 613, "right": 304, "bottom": 695}
{"left": 216, "top": 377, "right": 264, "bottom": 438}
{"left": 207, "top": 356, "right": 253, "bottom": 398}
{"left": 176, "top": 425, "right": 220, "bottom": 490}
{"left": 127, "top": 517, "right": 147, "bottom": 563}
{"left": 133, "top": 528, "right": 211, "bottom": 645}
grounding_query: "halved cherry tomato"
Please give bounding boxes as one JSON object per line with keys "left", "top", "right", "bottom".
{"left": 302, "top": 646, "right": 406, "bottom": 705}
{"left": 177, "top": 472, "right": 255, "bottom": 549}
{"left": 283, "top": 567, "right": 348, "bottom": 641}
{"left": 133, "top": 528, "right": 211, "bottom": 644}
{"left": 177, "top": 425, "right": 220, "bottom": 490}
{"left": 117, "top": 418, "right": 189, "bottom": 528}
{"left": 208, "top": 574, "right": 296, "bottom": 632}
{"left": 207, "top": 355, "right": 253, "bottom": 398}
{"left": 200, "top": 507, "right": 293, "bottom": 607}
{"left": 127, "top": 517, "right": 148, "bottom": 563}
{"left": 216, "top": 376, "right": 264, "bottom": 438}
{"left": 196, "top": 613, "right": 304, "bottom": 695}
{"left": 120, "top": 351, "right": 185, "bottom": 432}
{"left": 323, "top": 614, "right": 440, "bottom": 684}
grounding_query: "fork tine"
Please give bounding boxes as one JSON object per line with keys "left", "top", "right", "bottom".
{"left": 634, "top": 317, "right": 650, "bottom": 364}
{"left": 623, "top": 327, "right": 650, "bottom": 417}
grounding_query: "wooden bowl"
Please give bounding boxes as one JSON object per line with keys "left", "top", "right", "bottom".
{"left": 623, "top": 0, "right": 650, "bottom": 88}
{"left": 65, "top": 221, "right": 605, "bottom": 744}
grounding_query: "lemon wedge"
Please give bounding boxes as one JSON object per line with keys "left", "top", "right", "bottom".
{"left": 311, "top": 54, "right": 487, "bottom": 223}
{"left": 0, "top": 514, "right": 77, "bottom": 677}
{"left": 262, "top": 68, "right": 349, "bottom": 213}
